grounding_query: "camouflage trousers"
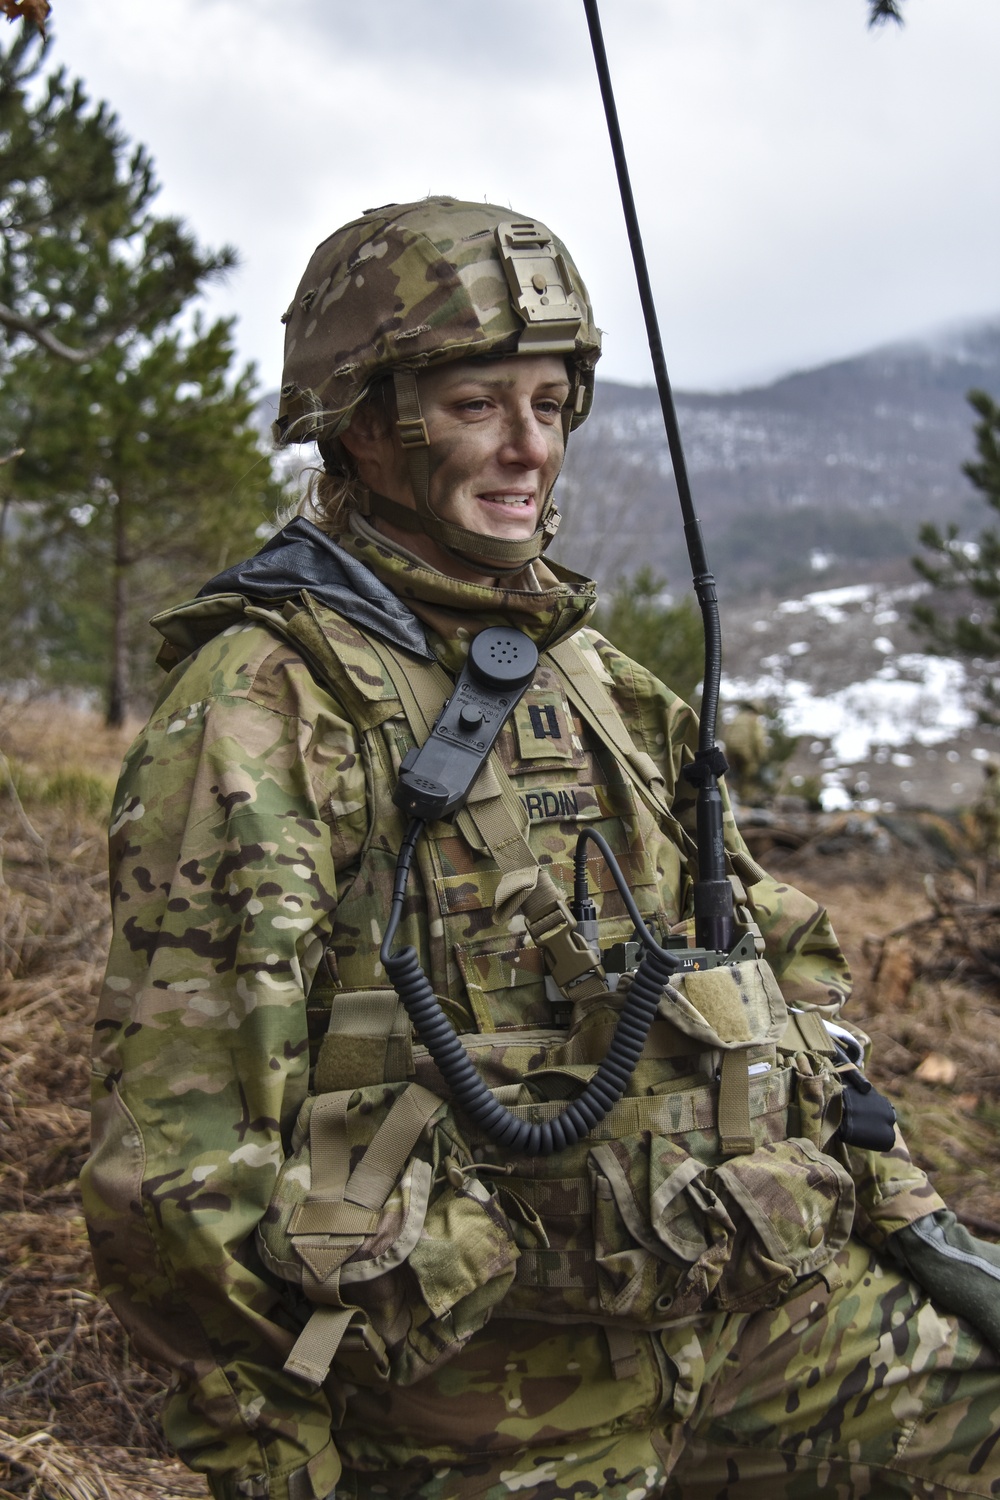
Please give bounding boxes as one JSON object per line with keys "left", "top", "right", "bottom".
{"left": 335, "top": 1238, "right": 1000, "bottom": 1498}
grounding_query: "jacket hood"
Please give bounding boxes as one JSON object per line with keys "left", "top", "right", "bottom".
{"left": 193, "top": 517, "right": 434, "bottom": 659}
{"left": 152, "top": 516, "right": 596, "bottom": 676}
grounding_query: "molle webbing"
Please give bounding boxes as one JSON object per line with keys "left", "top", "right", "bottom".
{"left": 314, "top": 989, "right": 415, "bottom": 1091}
{"left": 359, "top": 628, "right": 609, "bottom": 1002}
{"left": 719, "top": 1049, "right": 753, "bottom": 1156}
{"left": 284, "top": 1083, "right": 444, "bottom": 1387}
{"left": 782, "top": 1007, "right": 839, "bottom": 1058}
{"left": 468, "top": 1059, "right": 797, "bottom": 1155}
{"left": 548, "top": 637, "right": 770, "bottom": 896}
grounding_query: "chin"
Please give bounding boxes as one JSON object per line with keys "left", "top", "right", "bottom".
{"left": 486, "top": 526, "right": 536, "bottom": 541}
{"left": 476, "top": 516, "right": 538, "bottom": 541}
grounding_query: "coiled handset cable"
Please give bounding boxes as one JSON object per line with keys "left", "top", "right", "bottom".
{"left": 380, "top": 816, "right": 681, "bottom": 1156}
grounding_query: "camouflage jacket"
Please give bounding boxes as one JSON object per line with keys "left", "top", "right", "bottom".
{"left": 82, "top": 525, "right": 861, "bottom": 1500}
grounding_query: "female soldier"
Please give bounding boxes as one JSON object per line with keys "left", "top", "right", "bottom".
{"left": 83, "top": 198, "right": 1000, "bottom": 1500}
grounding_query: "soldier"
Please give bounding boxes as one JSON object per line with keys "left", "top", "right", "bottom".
{"left": 82, "top": 199, "right": 1000, "bottom": 1500}
{"left": 721, "top": 700, "right": 770, "bottom": 807}
{"left": 972, "top": 756, "right": 1000, "bottom": 864}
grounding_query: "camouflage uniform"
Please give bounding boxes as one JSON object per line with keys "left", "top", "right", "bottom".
{"left": 721, "top": 708, "right": 769, "bottom": 807}
{"left": 82, "top": 527, "right": 1000, "bottom": 1500}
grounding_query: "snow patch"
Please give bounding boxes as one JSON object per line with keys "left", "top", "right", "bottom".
{"left": 722, "top": 655, "right": 973, "bottom": 764}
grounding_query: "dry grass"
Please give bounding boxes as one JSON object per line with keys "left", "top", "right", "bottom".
{"left": 0, "top": 699, "right": 997, "bottom": 1496}
{"left": 765, "top": 840, "right": 1000, "bottom": 1235}
{"left": 0, "top": 699, "right": 206, "bottom": 1499}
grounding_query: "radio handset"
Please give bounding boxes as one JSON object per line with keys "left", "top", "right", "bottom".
{"left": 394, "top": 627, "right": 539, "bottom": 823}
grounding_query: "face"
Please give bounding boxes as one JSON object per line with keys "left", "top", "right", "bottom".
{"left": 342, "top": 354, "right": 571, "bottom": 583}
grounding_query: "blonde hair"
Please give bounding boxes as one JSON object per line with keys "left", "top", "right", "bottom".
{"left": 297, "top": 459, "right": 363, "bottom": 537}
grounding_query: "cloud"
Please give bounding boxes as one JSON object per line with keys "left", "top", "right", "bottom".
{"left": 47, "top": 0, "right": 1000, "bottom": 392}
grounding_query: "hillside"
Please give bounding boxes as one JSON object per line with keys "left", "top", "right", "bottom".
{"left": 555, "top": 316, "right": 1000, "bottom": 596}
{"left": 719, "top": 574, "right": 1000, "bottom": 813}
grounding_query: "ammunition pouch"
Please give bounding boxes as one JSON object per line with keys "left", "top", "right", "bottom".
{"left": 487, "top": 959, "right": 855, "bottom": 1331}
{"left": 263, "top": 959, "right": 866, "bottom": 1389}
{"left": 587, "top": 1131, "right": 854, "bottom": 1323}
{"left": 257, "top": 1081, "right": 518, "bottom": 1390}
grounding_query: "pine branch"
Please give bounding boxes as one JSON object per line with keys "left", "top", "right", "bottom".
{"left": 0, "top": 241, "right": 237, "bottom": 364}
{"left": 868, "top": 0, "right": 905, "bottom": 26}
{"left": 0, "top": 301, "right": 121, "bottom": 364}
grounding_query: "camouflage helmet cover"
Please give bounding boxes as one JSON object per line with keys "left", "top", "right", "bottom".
{"left": 273, "top": 196, "right": 602, "bottom": 449}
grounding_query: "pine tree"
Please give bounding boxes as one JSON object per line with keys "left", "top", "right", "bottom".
{"left": 912, "top": 389, "right": 1000, "bottom": 723}
{"left": 0, "top": 27, "right": 284, "bottom": 724}
{"left": 7, "top": 317, "right": 284, "bottom": 723}
{"left": 594, "top": 567, "right": 704, "bottom": 707}
{"left": 0, "top": 25, "right": 235, "bottom": 367}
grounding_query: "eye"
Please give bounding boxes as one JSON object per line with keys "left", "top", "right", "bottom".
{"left": 535, "top": 397, "right": 566, "bottom": 419}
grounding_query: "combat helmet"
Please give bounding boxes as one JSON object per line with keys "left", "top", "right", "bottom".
{"left": 274, "top": 196, "right": 602, "bottom": 570}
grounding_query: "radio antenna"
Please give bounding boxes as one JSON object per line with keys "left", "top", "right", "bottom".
{"left": 583, "top": 0, "right": 733, "bottom": 952}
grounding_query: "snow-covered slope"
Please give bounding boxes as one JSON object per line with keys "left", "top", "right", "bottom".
{"left": 720, "top": 581, "right": 995, "bottom": 811}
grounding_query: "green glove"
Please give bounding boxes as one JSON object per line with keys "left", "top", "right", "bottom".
{"left": 891, "top": 1209, "right": 1000, "bottom": 1354}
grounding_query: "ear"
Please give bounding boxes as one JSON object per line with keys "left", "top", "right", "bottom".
{"left": 340, "top": 402, "right": 387, "bottom": 465}
{"left": 339, "top": 396, "right": 407, "bottom": 498}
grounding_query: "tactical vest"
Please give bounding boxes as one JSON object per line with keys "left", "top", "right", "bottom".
{"left": 242, "top": 593, "right": 883, "bottom": 1395}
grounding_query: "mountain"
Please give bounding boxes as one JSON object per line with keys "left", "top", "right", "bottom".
{"left": 555, "top": 316, "right": 1000, "bottom": 597}
{"left": 257, "top": 317, "right": 1000, "bottom": 600}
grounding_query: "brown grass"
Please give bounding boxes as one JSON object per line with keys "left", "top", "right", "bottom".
{"left": 0, "top": 700, "right": 206, "bottom": 1499}
{"left": 758, "top": 837, "right": 1000, "bottom": 1234}
{"left": 0, "top": 701, "right": 997, "bottom": 1496}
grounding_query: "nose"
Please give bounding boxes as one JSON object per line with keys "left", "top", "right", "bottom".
{"left": 498, "top": 402, "right": 554, "bottom": 471}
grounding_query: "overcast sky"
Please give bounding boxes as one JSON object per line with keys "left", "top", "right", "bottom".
{"left": 46, "top": 0, "right": 1000, "bottom": 395}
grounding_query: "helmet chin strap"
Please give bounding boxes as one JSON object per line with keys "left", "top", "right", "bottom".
{"left": 359, "top": 370, "right": 562, "bottom": 574}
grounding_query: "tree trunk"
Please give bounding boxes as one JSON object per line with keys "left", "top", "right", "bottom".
{"left": 106, "top": 496, "right": 129, "bottom": 728}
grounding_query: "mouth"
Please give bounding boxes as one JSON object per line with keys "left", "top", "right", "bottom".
{"left": 478, "top": 492, "right": 535, "bottom": 510}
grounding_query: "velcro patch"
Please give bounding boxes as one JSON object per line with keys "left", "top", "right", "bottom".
{"left": 511, "top": 692, "right": 583, "bottom": 766}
